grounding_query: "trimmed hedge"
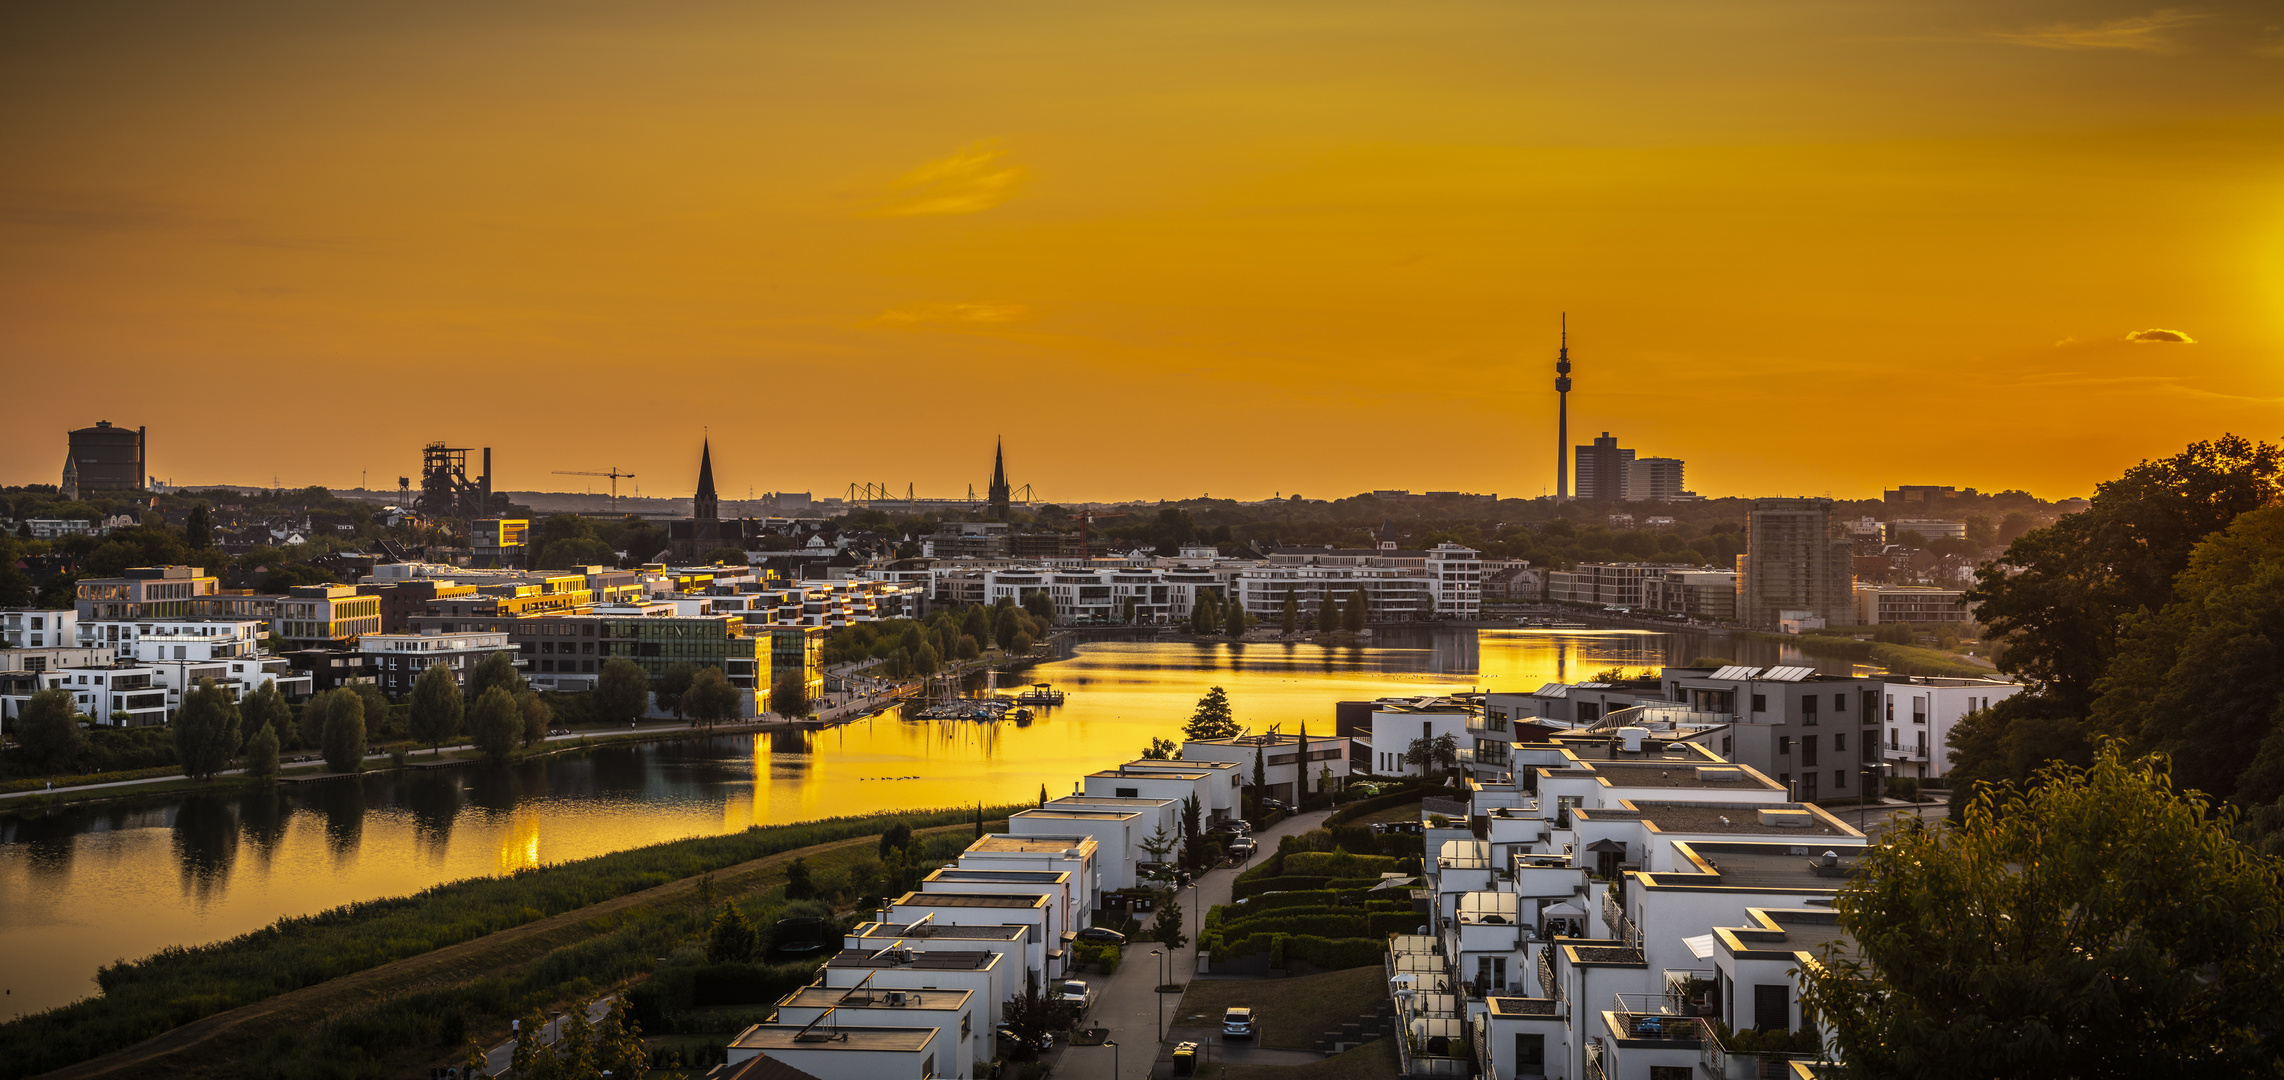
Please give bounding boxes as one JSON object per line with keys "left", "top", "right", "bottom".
{"left": 1369, "top": 911, "right": 1426, "bottom": 935}
{"left": 1221, "top": 912, "right": 1368, "bottom": 942}
{"left": 1214, "top": 931, "right": 1383, "bottom": 970}
{"left": 1282, "top": 850, "right": 1401, "bottom": 878}
{"left": 1232, "top": 875, "right": 1336, "bottom": 901}
{"left": 1326, "top": 786, "right": 1432, "bottom": 827}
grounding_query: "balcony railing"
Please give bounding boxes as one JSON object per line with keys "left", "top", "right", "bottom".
{"left": 1609, "top": 1006, "right": 1706, "bottom": 1044}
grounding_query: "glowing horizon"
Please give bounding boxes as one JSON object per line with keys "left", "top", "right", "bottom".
{"left": 3, "top": 0, "right": 2279, "bottom": 504}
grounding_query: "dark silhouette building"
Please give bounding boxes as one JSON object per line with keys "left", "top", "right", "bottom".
{"left": 988, "top": 437, "right": 1011, "bottom": 521}
{"left": 1573, "top": 432, "right": 1634, "bottom": 501}
{"left": 65, "top": 421, "right": 145, "bottom": 494}
{"left": 1553, "top": 317, "right": 1572, "bottom": 503}
{"left": 667, "top": 437, "right": 753, "bottom": 562}
{"left": 693, "top": 438, "right": 720, "bottom": 521}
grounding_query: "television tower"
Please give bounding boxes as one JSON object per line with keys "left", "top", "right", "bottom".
{"left": 1554, "top": 314, "right": 1572, "bottom": 503}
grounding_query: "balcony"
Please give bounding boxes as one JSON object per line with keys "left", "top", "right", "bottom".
{"left": 1700, "top": 1025, "right": 1826, "bottom": 1079}
{"left": 1608, "top": 1001, "right": 1707, "bottom": 1044}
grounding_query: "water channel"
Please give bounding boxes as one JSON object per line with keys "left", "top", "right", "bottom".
{"left": 0, "top": 626, "right": 1820, "bottom": 1017}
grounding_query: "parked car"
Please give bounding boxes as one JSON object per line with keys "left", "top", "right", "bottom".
{"left": 1227, "top": 837, "right": 1258, "bottom": 861}
{"left": 996, "top": 1025, "right": 1055, "bottom": 1053}
{"left": 1074, "top": 926, "right": 1127, "bottom": 945}
{"left": 1054, "top": 979, "right": 1097, "bottom": 1014}
{"left": 1259, "top": 798, "right": 1287, "bottom": 811}
{"left": 1222, "top": 1007, "right": 1257, "bottom": 1039}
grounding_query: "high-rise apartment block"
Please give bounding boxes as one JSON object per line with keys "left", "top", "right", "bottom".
{"left": 1573, "top": 433, "right": 1635, "bottom": 501}
{"left": 1625, "top": 457, "right": 1686, "bottom": 501}
{"left": 1738, "top": 497, "right": 1855, "bottom": 630}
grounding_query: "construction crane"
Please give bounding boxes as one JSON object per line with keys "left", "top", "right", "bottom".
{"left": 553, "top": 468, "right": 636, "bottom": 514}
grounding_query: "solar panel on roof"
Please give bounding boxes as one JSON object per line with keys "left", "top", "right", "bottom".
{"left": 1535, "top": 683, "right": 1570, "bottom": 697}
{"left": 1763, "top": 666, "right": 1815, "bottom": 682}
{"left": 1709, "top": 665, "right": 1762, "bottom": 681}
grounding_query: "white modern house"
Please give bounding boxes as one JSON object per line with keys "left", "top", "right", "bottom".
{"left": 1879, "top": 675, "right": 2020, "bottom": 780}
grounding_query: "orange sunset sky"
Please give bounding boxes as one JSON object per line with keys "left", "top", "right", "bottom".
{"left": 2, "top": 0, "right": 2280, "bottom": 504}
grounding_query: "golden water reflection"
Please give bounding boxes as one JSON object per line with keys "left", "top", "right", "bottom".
{"left": 0, "top": 627, "right": 1801, "bottom": 1017}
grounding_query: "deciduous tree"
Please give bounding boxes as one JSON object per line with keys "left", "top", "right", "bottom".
{"left": 407, "top": 662, "right": 464, "bottom": 753}
{"left": 1800, "top": 747, "right": 2284, "bottom": 1078}
{"left": 771, "top": 673, "right": 810, "bottom": 719}
{"left": 1280, "top": 590, "right": 1298, "bottom": 635}
{"left": 16, "top": 687, "right": 87, "bottom": 773}
{"left": 655, "top": 661, "right": 697, "bottom": 718}
{"left": 683, "top": 665, "right": 740, "bottom": 728}
{"left": 469, "top": 686, "right": 521, "bottom": 761}
{"left": 468, "top": 650, "right": 525, "bottom": 701}
{"left": 244, "top": 721, "right": 280, "bottom": 779}
{"left": 320, "top": 689, "right": 367, "bottom": 773}
{"left": 241, "top": 680, "right": 292, "bottom": 750}
{"left": 593, "top": 657, "right": 650, "bottom": 726}
{"left": 519, "top": 691, "right": 551, "bottom": 747}
{"left": 173, "top": 677, "right": 241, "bottom": 780}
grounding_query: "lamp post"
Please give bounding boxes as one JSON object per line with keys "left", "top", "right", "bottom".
{"left": 1105, "top": 1038, "right": 1119, "bottom": 1079}
{"left": 1152, "top": 949, "right": 1166, "bottom": 1038}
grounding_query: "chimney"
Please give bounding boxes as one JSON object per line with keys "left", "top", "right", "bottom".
{"left": 139, "top": 425, "right": 147, "bottom": 491}
{"left": 481, "top": 448, "right": 493, "bottom": 509}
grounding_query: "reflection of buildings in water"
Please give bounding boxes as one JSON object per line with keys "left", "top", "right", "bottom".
{"left": 498, "top": 812, "right": 543, "bottom": 874}
{"left": 1425, "top": 632, "right": 1480, "bottom": 676}
{"left": 171, "top": 795, "right": 239, "bottom": 900}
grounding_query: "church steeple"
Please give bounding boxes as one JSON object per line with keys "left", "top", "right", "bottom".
{"left": 988, "top": 437, "right": 1011, "bottom": 521}
{"left": 693, "top": 438, "right": 719, "bottom": 521}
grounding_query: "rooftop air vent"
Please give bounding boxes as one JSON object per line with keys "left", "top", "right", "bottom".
{"left": 1696, "top": 767, "right": 1742, "bottom": 783}
{"left": 1756, "top": 808, "right": 1814, "bottom": 828}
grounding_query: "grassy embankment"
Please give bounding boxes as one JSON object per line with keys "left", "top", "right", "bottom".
{"left": 1174, "top": 966, "right": 1389, "bottom": 1050}
{"left": 1735, "top": 631, "right": 1991, "bottom": 678}
{"left": 3, "top": 806, "right": 1020, "bottom": 1080}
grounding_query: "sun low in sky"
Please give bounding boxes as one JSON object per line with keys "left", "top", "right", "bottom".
{"left": 2, "top": 0, "right": 2279, "bottom": 502}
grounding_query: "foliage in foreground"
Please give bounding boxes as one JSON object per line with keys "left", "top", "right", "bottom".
{"left": 0, "top": 805, "right": 1012, "bottom": 1080}
{"left": 1800, "top": 746, "right": 2284, "bottom": 1079}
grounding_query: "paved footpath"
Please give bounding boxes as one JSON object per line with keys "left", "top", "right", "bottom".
{"left": 1060, "top": 808, "right": 1333, "bottom": 1080}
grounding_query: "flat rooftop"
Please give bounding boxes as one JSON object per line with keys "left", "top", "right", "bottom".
{"left": 852, "top": 922, "right": 1027, "bottom": 942}
{"left": 1091, "top": 769, "right": 1211, "bottom": 780}
{"left": 1563, "top": 762, "right": 1785, "bottom": 792}
{"left": 827, "top": 947, "right": 998, "bottom": 971}
{"left": 967, "top": 834, "right": 1096, "bottom": 854}
{"left": 1645, "top": 841, "right": 1858, "bottom": 892}
{"left": 781, "top": 986, "right": 972, "bottom": 1011}
{"left": 890, "top": 891, "right": 1046, "bottom": 909}
{"left": 1579, "top": 802, "right": 1862, "bottom": 839}
{"left": 1012, "top": 809, "right": 1142, "bottom": 821}
{"left": 1488, "top": 997, "right": 1560, "bottom": 1017}
{"left": 1048, "top": 795, "right": 1175, "bottom": 806}
{"left": 925, "top": 868, "right": 1069, "bottom": 883}
{"left": 1715, "top": 907, "right": 1855, "bottom": 963}
{"left": 730, "top": 1025, "right": 935, "bottom": 1052}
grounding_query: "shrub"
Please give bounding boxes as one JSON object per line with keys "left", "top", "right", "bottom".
{"left": 1284, "top": 934, "right": 1385, "bottom": 970}
{"left": 1096, "top": 945, "right": 1120, "bottom": 976}
{"left": 1281, "top": 851, "right": 1400, "bottom": 878}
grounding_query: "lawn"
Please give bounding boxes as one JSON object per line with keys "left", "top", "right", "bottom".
{"left": 1202, "top": 1035, "right": 1398, "bottom": 1079}
{"left": 1174, "top": 966, "right": 1389, "bottom": 1050}
{"left": 1347, "top": 799, "right": 1424, "bottom": 827}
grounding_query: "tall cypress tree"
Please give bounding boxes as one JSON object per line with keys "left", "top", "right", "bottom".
{"left": 1280, "top": 590, "right": 1299, "bottom": 636}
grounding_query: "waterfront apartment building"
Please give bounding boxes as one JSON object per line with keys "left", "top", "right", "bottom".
{"left": 1668, "top": 664, "right": 1885, "bottom": 802}
{"left": 358, "top": 631, "right": 519, "bottom": 694}
{"left": 75, "top": 565, "right": 219, "bottom": 622}
{"left": 1886, "top": 518, "right": 1966, "bottom": 542}
{"left": 1645, "top": 569, "right": 1737, "bottom": 622}
{"left": 1235, "top": 542, "right": 1482, "bottom": 623}
{"left": 1852, "top": 584, "right": 1972, "bottom": 625}
{"left": 0, "top": 609, "right": 76, "bottom": 649}
{"left": 1737, "top": 498, "right": 1855, "bottom": 630}
{"left": 1880, "top": 675, "right": 2020, "bottom": 781}
{"left": 1573, "top": 433, "right": 1634, "bottom": 501}
{"left": 1543, "top": 562, "right": 1698, "bottom": 610}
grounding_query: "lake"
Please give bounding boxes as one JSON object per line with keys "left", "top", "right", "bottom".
{"left": 0, "top": 625, "right": 1809, "bottom": 1017}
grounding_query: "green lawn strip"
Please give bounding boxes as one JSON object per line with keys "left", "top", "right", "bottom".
{"left": 1346, "top": 800, "right": 1423, "bottom": 827}
{"left": 1206, "top": 1036, "right": 1398, "bottom": 1079}
{"left": 1173, "top": 967, "right": 1388, "bottom": 1050}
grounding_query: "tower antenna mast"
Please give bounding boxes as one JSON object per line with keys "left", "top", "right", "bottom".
{"left": 1555, "top": 314, "right": 1573, "bottom": 503}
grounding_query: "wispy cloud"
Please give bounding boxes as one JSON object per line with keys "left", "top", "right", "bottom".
{"left": 872, "top": 142, "right": 1025, "bottom": 216}
{"left": 2126, "top": 327, "right": 2195, "bottom": 342}
{"left": 1990, "top": 8, "right": 2205, "bottom": 54}
{"left": 875, "top": 302, "right": 1036, "bottom": 328}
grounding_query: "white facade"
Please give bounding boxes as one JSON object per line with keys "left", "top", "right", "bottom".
{"left": 1178, "top": 733, "right": 1351, "bottom": 805}
{"left": 357, "top": 630, "right": 515, "bottom": 693}
{"left": 822, "top": 945, "right": 1007, "bottom": 1069}
{"left": 0, "top": 610, "right": 77, "bottom": 649}
{"left": 1120, "top": 758, "right": 1243, "bottom": 820}
{"left": 1425, "top": 543, "right": 1483, "bottom": 618}
{"left": 22, "top": 665, "right": 169, "bottom": 726}
{"left": 1879, "top": 676, "right": 2020, "bottom": 780}
{"left": 957, "top": 834, "right": 1100, "bottom": 915}
{"left": 1367, "top": 702, "right": 1478, "bottom": 777}
{"left": 725, "top": 1025, "right": 943, "bottom": 1080}
{"left": 1008, "top": 808, "right": 1145, "bottom": 891}
{"left": 773, "top": 984, "right": 977, "bottom": 1080}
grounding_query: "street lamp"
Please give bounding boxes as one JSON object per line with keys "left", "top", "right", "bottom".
{"left": 1105, "top": 1038, "right": 1119, "bottom": 1079}
{"left": 1151, "top": 949, "right": 1166, "bottom": 1037}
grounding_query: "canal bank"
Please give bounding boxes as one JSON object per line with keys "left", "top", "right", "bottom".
{"left": 0, "top": 625, "right": 1799, "bottom": 1018}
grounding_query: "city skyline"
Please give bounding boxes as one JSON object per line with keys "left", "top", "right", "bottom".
{"left": 4, "top": 0, "right": 2279, "bottom": 502}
